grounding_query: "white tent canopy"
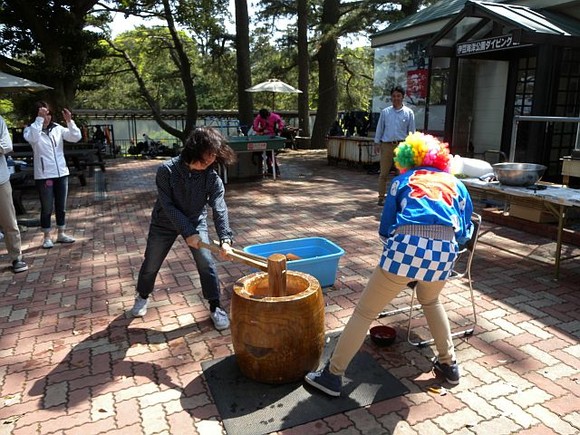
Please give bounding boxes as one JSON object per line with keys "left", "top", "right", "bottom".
{"left": 0, "top": 72, "right": 52, "bottom": 93}
{"left": 245, "top": 79, "right": 302, "bottom": 110}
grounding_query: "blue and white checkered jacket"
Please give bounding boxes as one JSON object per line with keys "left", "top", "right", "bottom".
{"left": 378, "top": 167, "right": 473, "bottom": 281}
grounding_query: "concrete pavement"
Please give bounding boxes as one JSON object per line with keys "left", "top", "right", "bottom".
{"left": 0, "top": 149, "right": 578, "bottom": 434}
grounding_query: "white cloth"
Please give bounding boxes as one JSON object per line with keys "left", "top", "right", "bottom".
{"left": 0, "top": 116, "right": 13, "bottom": 185}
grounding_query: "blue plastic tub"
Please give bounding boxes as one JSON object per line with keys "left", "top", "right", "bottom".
{"left": 243, "top": 237, "right": 345, "bottom": 287}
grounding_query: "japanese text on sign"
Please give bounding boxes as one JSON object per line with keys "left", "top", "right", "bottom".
{"left": 456, "top": 34, "right": 519, "bottom": 56}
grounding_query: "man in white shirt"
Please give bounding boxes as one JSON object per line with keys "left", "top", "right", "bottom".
{"left": 374, "top": 86, "right": 416, "bottom": 206}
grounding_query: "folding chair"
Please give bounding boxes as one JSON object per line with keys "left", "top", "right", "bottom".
{"left": 377, "top": 213, "right": 482, "bottom": 347}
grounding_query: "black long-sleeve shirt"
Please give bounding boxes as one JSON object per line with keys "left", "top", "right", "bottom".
{"left": 152, "top": 156, "right": 233, "bottom": 241}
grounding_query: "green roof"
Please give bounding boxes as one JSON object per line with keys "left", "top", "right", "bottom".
{"left": 372, "top": 0, "right": 580, "bottom": 39}
{"left": 372, "top": 0, "right": 472, "bottom": 37}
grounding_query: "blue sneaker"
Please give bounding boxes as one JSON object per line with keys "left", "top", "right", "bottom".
{"left": 433, "top": 359, "right": 460, "bottom": 385}
{"left": 304, "top": 364, "right": 341, "bottom": 397}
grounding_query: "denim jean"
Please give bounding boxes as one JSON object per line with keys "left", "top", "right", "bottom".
{"left": 36, "top": 176, "right": 69, "bottom": 230}
{"left": 136, "top": 220, "right": 220, "bottom": 302}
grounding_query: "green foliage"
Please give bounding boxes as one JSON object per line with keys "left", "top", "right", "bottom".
{"left": 0, "top": 0, "right": 429, "bottom": 121}
{"left": 76, "top": 26, "right": 240, "bottom": 111}
{"left": 0, "top": 0, "right": 106, "bottom": 118}
{"left": 0, "top": 99, "right": 16, "bottom": 126}
{"left": 337, "top": 46, "right": 374, "bottom": 111}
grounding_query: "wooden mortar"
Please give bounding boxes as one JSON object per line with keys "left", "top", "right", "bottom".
{"left": 230, "top": 271, "right": 325, "bottom": 383}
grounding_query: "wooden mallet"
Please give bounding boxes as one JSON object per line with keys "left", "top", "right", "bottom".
{"left": 198, "top": 241, "right": 288, "bottom": 297}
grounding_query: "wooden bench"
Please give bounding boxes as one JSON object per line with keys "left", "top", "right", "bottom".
{"left": 9, "top": 170, "right": 35, "bottom": 215}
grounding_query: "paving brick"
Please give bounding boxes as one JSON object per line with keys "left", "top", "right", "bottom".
{"left": 507, "top": 385, "right": 554, "bottom": 409}
{"left": 455, "top": 390, "right": 501, "bottom": 420}
{"left": 140, "top": 402, "right": 169, "bottom": 434}
{"left": 431, "top": 407, "right": 483, "bottom": 433}
{"left": 114, "top": 397, "right": 141, "bottom": 428}
{"left": 471, "top": 415, "right": 524, "bottom": 434}
{"left": 543, "top": 393, "right": 580, "bottom": 417}
{"left": 527, "top": 404, "right": 579, "bottom": 434}
{"left": 539, "top": 362, "right": 578, "bottom": 381}
{"left": 323, "top": 413, "right": 355, "bottom": 431}
{"left": 562, "top": 411, "right": 580, "bottom": 431}
{"left": 491, "top": 396, "right": 539, "bottom": 428}
{"left": 1, "top": 153, "right": 578, "bottom": 435}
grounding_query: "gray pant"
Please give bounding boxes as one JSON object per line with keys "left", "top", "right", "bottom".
{"left": 0, "top": 181, "right": 23, "bottom": 262}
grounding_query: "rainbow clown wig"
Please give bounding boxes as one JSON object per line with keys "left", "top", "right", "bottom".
{"left": 393, "top": 132, "right": 451, "bottom": 174}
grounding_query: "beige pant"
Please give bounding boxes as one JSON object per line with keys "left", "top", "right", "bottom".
{"left": 378, "top": 142, "right": 397, "bottom": 198}
{"left": 0, "top": 181, "right": 23, "bottom": 262}
{"left": 329, "top": 266, "right": 456, "bottom": 376}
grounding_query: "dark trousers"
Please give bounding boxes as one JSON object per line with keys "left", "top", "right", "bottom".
{"left": 36, "top": 176, "right": 69, "bottom": 230}
{"left": 136, "top": 221, "right": 220, "bottom": 302}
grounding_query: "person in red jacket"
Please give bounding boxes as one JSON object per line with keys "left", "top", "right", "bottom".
{"left": 253, "top": 108, "right": 285, "bottom": 136}
{"left": 252, "top": 108, "right": 285, "bottom": 175}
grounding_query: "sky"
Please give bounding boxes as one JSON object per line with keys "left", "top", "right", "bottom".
{"left": 110, "top": 1, "right": 239, "bottom": 38}
{"left": 109, "top": 4, "right": 370, "bottom": 47}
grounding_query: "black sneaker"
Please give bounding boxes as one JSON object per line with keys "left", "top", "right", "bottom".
{"left": 433, "top": 359, "right": 460, "bottom": 384}
{"left": 12, "top": 259, "right": 29, "bottom": 273}
{"left": 377, "top": 197, "right": 385, "bottom": 206}
{"left": 304, "top": 364, "right": 341, "bottom": 397}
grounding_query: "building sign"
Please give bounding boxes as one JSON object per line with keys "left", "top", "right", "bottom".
{"left": 456, "top": 34, "right": 520, "bottom": 56}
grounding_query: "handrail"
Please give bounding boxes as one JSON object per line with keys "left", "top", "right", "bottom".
{"left": 509, "top": 115, "right": 580, "bottom": 162}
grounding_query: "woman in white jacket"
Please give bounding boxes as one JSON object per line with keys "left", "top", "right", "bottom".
{"left": 23, "top": 101, "right": 82, "bottom": 248}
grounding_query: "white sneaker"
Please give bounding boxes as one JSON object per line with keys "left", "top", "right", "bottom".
{"left": 57, "top": 233, "right": 75, "bottom": 243}
{"left": 210, "top": 307, "right": 230, "bottom": 330}
{"left": 42, "top": 238, "right": 54, "bottom": 249}
{"left": 131, "top": 295, "right": 149, "bottom": 317}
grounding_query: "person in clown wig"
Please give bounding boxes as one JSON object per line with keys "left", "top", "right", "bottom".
{"left": 304, "top": 132, "right": 474, "bottom": 397}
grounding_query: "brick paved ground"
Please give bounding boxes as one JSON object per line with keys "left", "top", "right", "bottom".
{"left": 1, "top": 150, "right": 578, "bottom": 435}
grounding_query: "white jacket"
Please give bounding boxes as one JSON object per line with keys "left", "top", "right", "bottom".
{"left": 23, "top": 117, "right": 82, "bottom": 180}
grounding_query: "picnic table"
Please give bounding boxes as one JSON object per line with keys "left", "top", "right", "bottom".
{"left": 463, "top": 178, "right": 580, "bottom": 278}
{"left": 224, "top": 135, "right": 286, "bottom": 182}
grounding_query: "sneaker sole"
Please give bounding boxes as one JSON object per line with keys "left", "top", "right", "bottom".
{"left": 13, "top": 266, "right": 29, "bottom": 273}
{"left": 304, "top": 375, "right": 341, "bottom": 397}
{"left": 212, "top": 320, "right": 230, "bottom": 330}
{"left": 433, "top": 366, "right": 460, "bottom": 385}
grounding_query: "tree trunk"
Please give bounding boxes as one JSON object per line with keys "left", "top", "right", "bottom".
{"left": 297, "top": 0, "right": 310, "bottom": 137}
{"left": 311, "top": 0, "right": 340, "bottom": 149}
{"left": 235, "top": 0, "right": 253, "bottom": 132}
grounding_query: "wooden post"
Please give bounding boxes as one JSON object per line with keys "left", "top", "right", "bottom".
{"left": 267, "top": 253, "right": 287, "bottom": 297}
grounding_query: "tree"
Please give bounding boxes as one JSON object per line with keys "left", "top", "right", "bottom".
{"left": 311, "top": 0, "right": 339, "bottom": 148}
{"left": 297, "top": 0, "right": 310, "bottom": 136}
{"left": 234, "top": 0, "right": 253, "bottom": 129}
{"left": 0, "top": 0, "right": 105, "bottom": 114}
{"left": 94, "top": 0, "right": 231, "bottom": 143}
{"left": 255, "top": 0, "right": 436, "bottom": 147}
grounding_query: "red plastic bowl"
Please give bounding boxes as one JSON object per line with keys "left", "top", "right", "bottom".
{"left": 369, "top": 325, "right": 397, "bottom": 347}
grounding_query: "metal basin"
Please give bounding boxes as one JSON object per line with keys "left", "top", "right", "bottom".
{"left": 492, "top": 163, "right": 547, "bottom": 186}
